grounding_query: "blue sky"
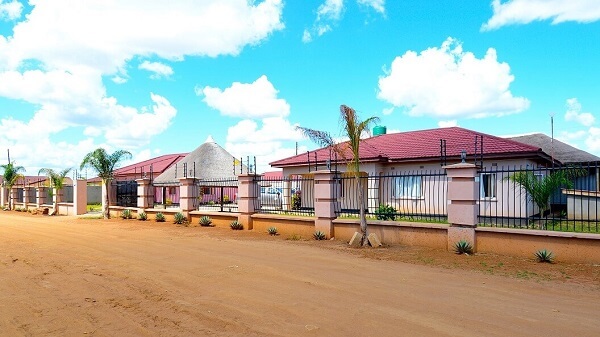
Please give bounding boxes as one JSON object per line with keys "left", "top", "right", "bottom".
{"left": 0, "top": 0, "right": 599, "bottom": 174}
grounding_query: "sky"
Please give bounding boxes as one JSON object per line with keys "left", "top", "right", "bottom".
{"left": 0, "top": 0, "right": 599, "bottom": 175}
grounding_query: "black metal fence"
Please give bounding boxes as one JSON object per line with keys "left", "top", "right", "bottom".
{"left": 478, "top": 163, "right": 600, "bottom": 233}
{"left": 195, "top": 178, "right": 239, "bottom": 212}
{"left": 335, "top": 171, "right": 448, "bottom": 222}
{"left": 253, "top": 175, "right": 315, "bottom": 216}
{"left": 62, "top": 185, "right": 74, "bottom": 203}
{"left": 114, "top": 180, "right": 138, "bottom": 207}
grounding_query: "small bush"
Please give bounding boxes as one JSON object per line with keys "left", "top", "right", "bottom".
{"left": 121, "top": 209, "right": 132, "bottom": 219}
{"left": 313, "top": 231, "right": 326, "bottom": 240}
{"left": 291, "top": 191, "right": 301, "bottom": 210}
{"left": 173, "top": 212, "right": 187, "bottom": 225}
{"left": 138, "top": 212, "right": 147, "bottom": 221}
{"left": 535, "top": 249, "right": 554, "bottom": 263}
{"left": 199, "top": 216, "right": 213, "bottom": 227}
{"left": 267, "top": 227, "right": 278, "bottom": 236}
{"left": 375, "top": 204, "right": 397, "bottom": 221}
{"left": 454, "top": 240, "right": 473, "bottom": 255}
{"left": 155, "top": 212, "right": 166, "bottom": 222}
{"left": 230, "top": 220, "right": 244, "bottom": 230}
{"left": 287, "top": 234, "right": 302, "bottom": 241}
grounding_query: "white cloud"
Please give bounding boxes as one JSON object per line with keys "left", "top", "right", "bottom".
{"left": 382, "top": 107, "right": 394, "bottom": 115}
{"left": 0, "top": 0, "right": 22, "bottom": 21}
{"left": 200, "top": 75, "right": 290, "bottom": 119}
{"left": 357, "top": 0, "right": 385, "bottom": 14}
{"left": 482, "top": 0, "right": 600, "bottom": 31}
{"left": 139, "top": 61, "right": 174, "bottom": 79}
{"left": 438, "top": 120, "right": 458, "bottom": 128}
{"left": 377, "top": 37, "right": 530, "bottom": 119}
{"left": 565, "top": 98, "right": 595, "bottom": 126}
{"left": 303, "top": 0, "right": 384, "bottom": 42}
{"left": 585, "top": 127, "right": 600, "bottom": 152}
{"left": 111, "top": 75, "right": 127, "bottom": 84}
{"left": 0, "top": 0, "right": 284, "bottom": 172}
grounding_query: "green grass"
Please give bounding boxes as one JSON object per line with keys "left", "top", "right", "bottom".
{"left": 479, "top": 221, "right": 600, "bottom": 234}
{"left": 87, "top": 203, "right": 102, "bottom": 212}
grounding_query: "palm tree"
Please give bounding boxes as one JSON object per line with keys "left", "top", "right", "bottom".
{"left": 297, "top": 105, "right": 379, "bottom": 246}
{"left": 80, "top": 148, "right": 132, "bottom": 219}
{"left": 508, "top": 168, "right": 585, "bottom": 217}
{"left": 38, "top": 167, "right": 72, "bottom": 214}
{"left": 1, "top": 161, "right": 25, "bottom": 210}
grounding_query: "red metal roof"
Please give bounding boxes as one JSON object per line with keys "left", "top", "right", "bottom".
{"left": 87, "top": 153, "right": 187, "bottom": 182}
{"left": 270, "top": 127, "right": 544, "bottom": 167}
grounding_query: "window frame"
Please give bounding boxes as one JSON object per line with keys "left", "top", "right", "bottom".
{"left": 480, "top": 173, "right": 497, "bottom": 200}
{"left": 394, "top": 175, "right": 423, "bottom": 199}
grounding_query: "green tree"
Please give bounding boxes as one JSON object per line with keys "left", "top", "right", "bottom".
{"left": 1, "top": 161, "right": 25, "bottom": 210}
{"left": 38, "top": 167, "right": 72, "bottom": 214}
{"left": 297, "top": 105, "right": 379, "bottom": 246}
{"left": 80, "top": 148, "right": 132, "bottom": 219}
{"left": 508, "top": 168, "right": 585, "bottom": 217}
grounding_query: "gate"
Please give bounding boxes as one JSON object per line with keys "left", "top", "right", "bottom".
{"left": 115, "top": 180, "right": 138, "bottom": 207}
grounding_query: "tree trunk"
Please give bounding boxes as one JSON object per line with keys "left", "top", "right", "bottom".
{"left": 103, "top": 179, "right": 110, "bottom": 219}
{"left": 357, "top": 175, "right": 369, "bottom": 246}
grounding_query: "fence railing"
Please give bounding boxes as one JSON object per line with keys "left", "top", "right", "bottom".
{"left": 335, "top": 171, "right": 448, "bottom": 222}
{"left": 253, "top": 175, "right": 315, "bottom": 216}
{"left": 113, "top": 180, "right": 137, "bottom": 207}
{"left": 195, "top": 178, "right": 239, "bottom": 212}
{"left": 62, "top": 185, "right": 74, "bottom": 203}
{"left": 478, "top": 163, "right": 600, "bottom": 233}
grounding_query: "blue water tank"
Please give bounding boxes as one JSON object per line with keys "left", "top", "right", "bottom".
{"left": 373, "top": 125, "right": 387, "bottom": 136}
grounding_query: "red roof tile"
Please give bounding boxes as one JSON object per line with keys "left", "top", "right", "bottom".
{"left": 270, "top": 127, "right": 544, "bottom": 167}
{"left": 87, "top": 153, "right": 187, "bottom": 181}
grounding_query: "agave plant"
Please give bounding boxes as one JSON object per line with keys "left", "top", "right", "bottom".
{"left": 199, "top": 216, "right": 213, "bottom": 227}
{"left": 313, "top": 231, "right": 326, "bottom": 240}
{"left": 138, "top": 212, "right": 147, "bottom": 221}
{"left": 174, "top": 212, "right": 187, "bottom": 225}
{"left": 454, "top": 240, "right": 473, "bottom": 255}
{"left": 230, "top": 220, "right": 244, "bottom": 230}
{"left": 267, "top": 226, "right": 279, "bottom": 236}
{"left": 535, "top": 249, "right": 554, "bottom": 263}
{"left": 120, "top": 209, "right": 132, "bottom": 219}
{"left": 155, "top": 212, "right": 166, "bottom": 222}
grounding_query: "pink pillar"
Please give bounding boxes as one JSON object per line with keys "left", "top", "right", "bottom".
{"left": 36, "top": 187, "right": 48, "bottom": 206}
{"left": 178, "top": 178, "right": 196, "bottom": 215}
{"left": 73, "top": 179, "right": 87, "bottom": 215}
{"left": 136, "top": 178, "right": 153, "bottom": 209}
{"left": 23, "top": 187, "right": 30, "bottom": 209}
{"left": 0, "top": 185, "right": 7, "bottom": 208}
{"left": 237, "top": 174, "right": 258, "bottom": 230}
{"left": 9, "top": 187, "right": 17, "bottom": 209}
{"left": 313, "top": 170, "right": 340, "bottom": 239}
{"left": 444, "top": 163, "right": 479, "bottom": 252}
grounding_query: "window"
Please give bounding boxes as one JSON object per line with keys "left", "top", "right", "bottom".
{"left": 394, "top": 176, "right": 422, "bottom": 199}
{"left": 201, "top": 187, "right": 211, "bottom": 195}
{"left": 480, "top": 173, "right": 496, "bottom": 199}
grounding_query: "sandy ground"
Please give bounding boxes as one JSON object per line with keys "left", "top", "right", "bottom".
{"left": 1, "top": 213, "right": 600, "bottom": 337}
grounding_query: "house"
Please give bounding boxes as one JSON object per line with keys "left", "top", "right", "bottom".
{"left": 508, "top": 133, "right": 600, "bottom": 220}
{"left": 152, "top": 136, "right": 246, "bottom": 208}
{"left": 270, "top": 127, "right": 561, "bottom": 220}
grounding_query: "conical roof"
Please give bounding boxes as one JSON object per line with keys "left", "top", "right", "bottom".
{"left": 153, "top": 137, "right": 246, "bottom": 185}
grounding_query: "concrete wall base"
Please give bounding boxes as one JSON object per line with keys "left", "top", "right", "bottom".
{"left": 448, "top": 226, "right": 476, "bottom": 252}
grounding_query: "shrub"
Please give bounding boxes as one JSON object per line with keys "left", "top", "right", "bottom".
{"left": 375, "top": 204, "right": 397, "bottom": 221}
{"left": 120, "top": 209, "right": 132, "bottom": 219}
{"left": 287, "top": 234, "right": 302, "bottom": 241}
{"left": 222, "top": 195, "right": 230, "bottom": 203}
{"left": 535, "top": 249, "right": 554, "bottom": 263}
{"left": 291, "top": 191, "right": 301, "bottom": 210}
{"left": 313, "top": 231, "right": 326, "bottom": 240}
{"left": 155, "top": 212, "right": 166, "bottom": 222}
{"left": 199, "top": 216, "right": 213, "bottom": 227}
{"left": 174, "top": 212, "right": 187, "bottom": 225}
{"left": 454, "top": 240, "right": 473, "bottom": 255}
{"left": 165, "top": 198, "right": 173, "bottom": 205}
{"left": 267, "top": 227, "right": 279, "bottom": 236}
{"left": 138, "top": 212, "right": 147, "bottom": 221}
{"left": 230, "top": 220, "right": 244, "bottom": 230}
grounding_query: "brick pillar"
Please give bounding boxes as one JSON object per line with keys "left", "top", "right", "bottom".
{"left": 178, "top": 178, "right": 196, "bottom": 216}
{"left": 23, "top": 187, "right": 30, "bottom": 209}
{"left": 73, "top": 179, "right": 87, "bottom": 215}
{"left": 10, "top": 187, "right": 17, "bottom": 209}
{"left": 313, "top": 170, "right": 340, "bottom": 239}
{"left": 237, "top": 174, "right": 258, "bottom": 230}
{"left": 36, "top": 187, "right": 48, "bottom": 206}
{"left": 444, "top": 163, "right": 479, "bottom": 252}
{"left": 136, "top": 178, "right": 153, "bottom": 209}
{"left": 0, "top": 185, "right": 7, "bottom": 208}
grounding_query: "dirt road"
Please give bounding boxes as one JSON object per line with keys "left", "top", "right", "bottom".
{"left": 1, "top": 213, "right": 599, "bottom": 336}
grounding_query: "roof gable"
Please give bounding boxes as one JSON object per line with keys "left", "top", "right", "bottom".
{"left": 508, "top": 134, "right": 600, "bottom": 164}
